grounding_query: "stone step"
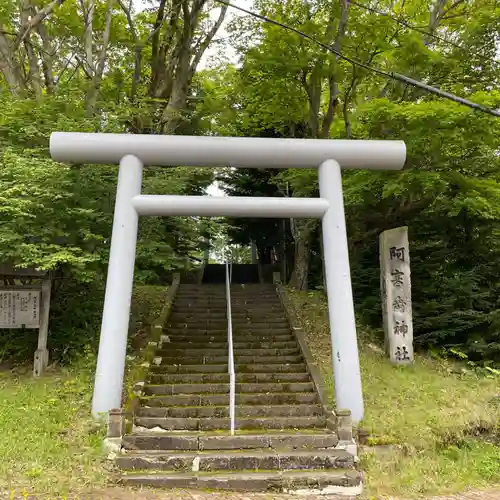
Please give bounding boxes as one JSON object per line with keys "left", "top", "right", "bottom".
{"left": 157, "top": 354, "right": 303, "bottom": 365}
{"left": 173, "top": 303, "right": 283, "bottom": 310}
{"left": 166, "top": 329, "right": 291, "bottom": 337}
{"left": 156, "top": 348, "right": 300, "bottom": 357}
{"left": 176, "top": 286, "right": 273, "bottom": 290}
{"left": 169, "top": 316, "right": 289, "bottom": 324}
{"left": 116, "top": 448, "right": 354, "bottom": 472}
{"left": 177, "top": 288, "right": 276, "bottom": 292}
{"left": 162, "top": 336, "right": 295, "bottom": 345}
{"left": 160, "top": 338, "right": 296, "bottom": 347}
{"left": 119, "top": 469, "right": 363, "bottom": 493}
{"left": 174, "top": 297, "right": 282, "bottom": 303}
{"left": 158, "top": 340, "right": 298, "bottom": 350}
{"left": 171, "top": 312, "right": 285, "bottom": 319}
{"left": 164, "top": 330, "right": 293, "bottom": 338}
{"left": 143, "top": 382, "right": 314, "bottom": 396}
{"left": 150, "top": 363, "right": 307, "bottom": 374}
{"left": 177, "top": 292, "right": 278, "bottom": 298}
{"left": 167, "top": 321, "right": 289, "bottom": 329}
{"left": 172, "top": 308, "right": 284, "bottom": 314}
{"left": 176, "top": 290, "right": 275, "bottom": 293}
{"left": 171, "top": 310, "right": 286, "bottom": 316}
{"left": 149, "top": 372, "right": 310, "bottom": 384}
{"left": 134, "top": 415, "right": 327, "bottom": 431}
{"left": 172, "top": 305, "right": 282, "bottom": 311}
{"left": 122, "top": 432, "right": 338, "bottom": 451}
{"left": 170, "top": 316, "right": 288, "bottom": 322}
{"left": 140, "top": 392, "right": 319, "bottom": 407}
{"left": 137, "top": 404, "right": 323, "bottom": 418}
{"left": 172, "top": 305, "right": 284, "bottom": 312}
{"left": 178, "top": 285, "right": 274, "bottom": 290}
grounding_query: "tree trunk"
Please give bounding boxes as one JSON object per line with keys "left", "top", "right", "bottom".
{"left": 319, "top": 227, "right": 327, "bottom": 292}
{"left": 289, "top": 233, "right": 311, "bottom": 290}
{"left": 0, "top": 32, "right": 25, "bottom": 95}
{"left": 288, "top": 219, "right": 316, "bottom": 291}
{"left": 24, "top": 38, "right": 42, "bottom": 98}
{"left": 162, "top": 77, "right": 190, "bottom": 133}
{"left": 36, "top": 23, "right": 56, "bottom": 93}
{"left": 280, "top": 219, "right": 287, "bottom": 283}
{"left": 83, "top": 0, "right": 95, "bottom": 74}
{"left": 20, "top": 1, "right": 42, "bottom": 98}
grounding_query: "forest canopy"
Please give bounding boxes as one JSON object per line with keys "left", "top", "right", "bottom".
{"left": 0, "top": 0, "right": 499, "bottom": 363}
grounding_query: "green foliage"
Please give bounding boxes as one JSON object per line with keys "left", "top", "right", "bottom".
{"left": 48, "top": 280, "right": 106, "bottom": 362}
{"left": 1, "top": 0, "right": 500, "bottom": 366}
{"left": 0, "top": 149, "right": 112, "bottom": 278}
{"left": 0, "top": 91, "right": 215, "bottom": 363}
{"left": 211, "top": 0, "right": 500, "bottom": 361}
{"left": 344, "top": 98, "right": 500, "bottom": 362}
{"left": 219, "top": 168, "right": 286, "bottom": 263}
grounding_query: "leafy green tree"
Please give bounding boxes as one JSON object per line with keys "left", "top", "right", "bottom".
{"left": 208, "top": 0, "right": 500, "bottom": 363}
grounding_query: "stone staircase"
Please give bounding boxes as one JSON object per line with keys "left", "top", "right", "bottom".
{"left": 117, "top": 283, "right": 362, "bottom": 494}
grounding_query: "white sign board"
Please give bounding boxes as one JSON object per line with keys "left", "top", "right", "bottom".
{"left": 0, "top": 290, "right": 41, "bottom": 329}
{"left": 380, "top": 226, "right": 414, "bottom": 364}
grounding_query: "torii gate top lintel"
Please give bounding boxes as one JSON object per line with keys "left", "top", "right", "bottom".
{"left": 50, "top": 132, "right": 406, "bottom": 170}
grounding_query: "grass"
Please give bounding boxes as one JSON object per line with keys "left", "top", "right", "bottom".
{"left": 0, "top": 284, "right": 169, "bottom": 497}
{"left": 0, "top": 357, "right": 107, "bottom": 496}
{"left": 287, "top": 288, "right": 500, "bottom": 498}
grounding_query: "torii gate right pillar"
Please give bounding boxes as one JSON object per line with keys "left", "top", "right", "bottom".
{"left": 319, "top": 159, "right": 363, "bottom": 421}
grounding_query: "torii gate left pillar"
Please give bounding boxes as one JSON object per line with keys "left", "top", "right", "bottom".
{"left": 50, "top": 133, "right": 406, "bottom": 423}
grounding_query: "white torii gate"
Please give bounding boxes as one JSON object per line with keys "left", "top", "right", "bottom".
{"left": 50, "top": 132, "right": 406, "bottom": 423}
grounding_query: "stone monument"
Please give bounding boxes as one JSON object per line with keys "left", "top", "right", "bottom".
{"left": 379, "top": 226, "right": 414, "bottom": 364}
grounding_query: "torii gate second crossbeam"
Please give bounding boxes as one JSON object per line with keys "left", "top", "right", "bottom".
{"left": 50, "top": 133, "right": 406, "bottom": 423}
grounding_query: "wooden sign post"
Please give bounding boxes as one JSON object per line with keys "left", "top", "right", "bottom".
{"left": 0, "top": 266, "right": 53, "bottom": 376}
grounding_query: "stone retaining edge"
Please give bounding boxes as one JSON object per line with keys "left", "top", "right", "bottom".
{"left": 273, "top": 272, "right": 356, "bottom": 454}
{"left": 273, "top": 274, "right": 335, "bottom": 425}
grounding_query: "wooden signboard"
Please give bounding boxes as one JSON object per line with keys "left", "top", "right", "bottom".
{"left": 0, "top": 290, "right": 41, "bottom": 329}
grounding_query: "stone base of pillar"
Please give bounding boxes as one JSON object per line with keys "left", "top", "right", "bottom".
{"left": 108, "top": 408, "right": 127, "bottom": 438}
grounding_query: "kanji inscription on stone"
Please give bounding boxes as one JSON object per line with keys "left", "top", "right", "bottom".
{"left": 380, "top": 226, "right": 414, "bottom": 364}
{"left": 0, "top": 291, "right": 41, "bottom": 328}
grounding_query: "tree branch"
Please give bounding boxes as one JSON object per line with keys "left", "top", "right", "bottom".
{"left": 74, "top": 55, "right": 93, "bottom": 79}
{"left": 36, "top": 22, "right": 56, "bottom": 93}
{"left": 441, "top": 0, "right": 466, "bottom": 17}
{"left": 86, "top": 0, "right": 114, "bottom": 115}
{"left": 117, "top": 0, "right": 137, "bottom": 40}
{"left": 55, "top": 52, "right": 76, "bottom": 85}
{"left": 14, "top": 0, "right": 68, "bottom": 51}
{"left": 82, "top": 0, "right": 95, "bottom": 75}
{"left": 342, "top": 70, "right": 357, "bottom": 139}
{"left": 320, "top": 0, "right": 349, "bottom": 138}
{"left": 189, "top": 4, "right": 228, "bottom": 73}
{"left": 150, "top": 0, "right": 168, "bottom": 93}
